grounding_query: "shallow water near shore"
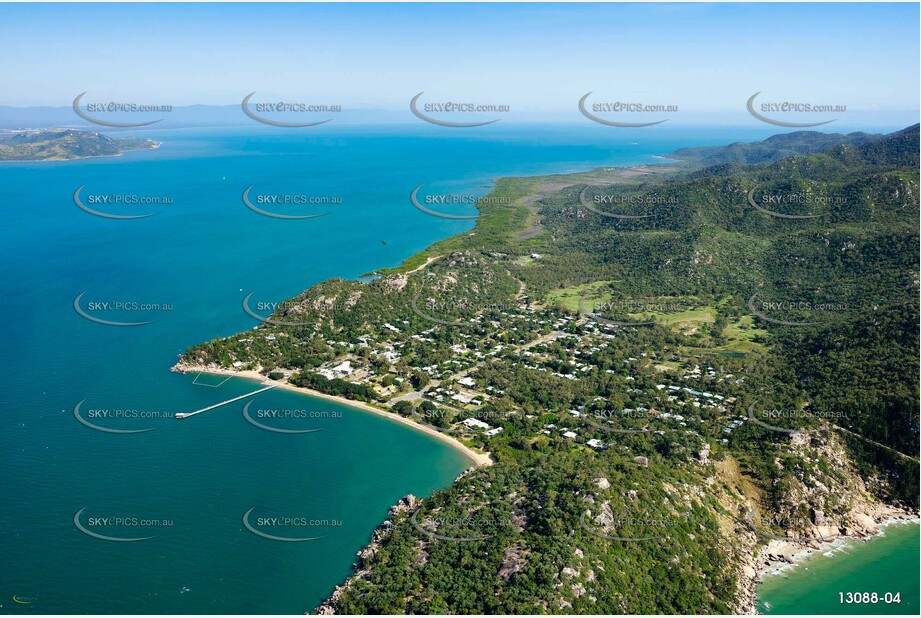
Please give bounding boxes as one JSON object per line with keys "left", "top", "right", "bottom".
{"left": 757, "top": 523, "right": 920, "bottom": 615}
{"left": 0, "top": 123, "right": 860, "bottom": 613}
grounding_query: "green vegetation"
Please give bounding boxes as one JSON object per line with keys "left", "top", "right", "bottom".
{"left": 181, "top": 125, "right": 919, "bottom": 614}
{"left": 0, "top": 129, "right": 157, "bottom": 161}
{"left": 667, "top": 129, "right": 884, "bottom": 167}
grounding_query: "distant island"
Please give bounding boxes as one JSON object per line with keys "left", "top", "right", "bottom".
{"left": 0, "top": 129, "right": 159, "bottom": 161}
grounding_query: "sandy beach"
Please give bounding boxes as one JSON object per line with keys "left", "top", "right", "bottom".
{"left": 171, "top": 362, "right": 493, "bottom": 468}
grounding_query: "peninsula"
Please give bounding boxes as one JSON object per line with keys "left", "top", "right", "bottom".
{"left": 176, "top": 125, "right": 920, "bottom": 614}
{"left": 0, "top": 128, "right": 159, "bottom": 161}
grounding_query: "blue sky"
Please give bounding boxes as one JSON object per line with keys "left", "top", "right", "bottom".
{"left": 1, "top": 2, "right": 918, "bottom": 122}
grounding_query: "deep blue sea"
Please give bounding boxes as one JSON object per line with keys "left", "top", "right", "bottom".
{"left": 0, "top": 123, "right": 811, "bottom": 613}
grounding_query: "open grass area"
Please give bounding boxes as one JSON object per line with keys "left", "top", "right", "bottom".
{"left": 723, "top": 315, "right": 768, "bottom": 342}
{"left": 680, "top": 316, "right": 769, "bottom": 358}
{"left": 646, "top": 307, "right": 715, "bottom": 326}
{"left": 545, "top": 280, "right": 614, "bottom": 311}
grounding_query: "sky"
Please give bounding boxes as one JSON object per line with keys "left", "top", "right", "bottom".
{"left": 0, "top": 2, "right": 918, "bottom": 124}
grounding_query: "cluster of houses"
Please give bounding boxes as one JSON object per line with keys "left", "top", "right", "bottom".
{"left": 722, "top": 415, "right": 748, "bottom": 434}
{"left": 461, "top": 417, "right": 504, "bottom": 437}
{"left": 227, "top": 296, "right": 750, "bottom": 459}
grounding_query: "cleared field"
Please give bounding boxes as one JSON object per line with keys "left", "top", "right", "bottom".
{"left": 681, "top": 316, "right": 769, "bottom": 357}
{"left": 545, "top": 281, "right": 615, "bottom": 311}
{"left": 723, "top": 315, "right": 768, "bottom": 342}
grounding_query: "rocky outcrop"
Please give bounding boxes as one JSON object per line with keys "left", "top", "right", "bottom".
{"left": 720, "top": 430, "right": 920, "bottom": 615}
{"left": 498, "top": 546, "right": 527, "bottom": 582}
{"left": 313, "top": 495, "right": 418, "bottom": 615}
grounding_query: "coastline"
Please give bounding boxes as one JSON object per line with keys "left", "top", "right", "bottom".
{"left": 168, "top": 152, "right": 918, "bottom": 614}
{"left": 172, "top": 159, "right": 673, "bottom": 615}
{"left": 170, "top": 159, "right": 677, "bottom": 471}
{"left": 0, "top": 139, "right": 160, "bottom": 163}
{"left": 170, "top": 361, "right": 493, "bottom": 469}
{"left": 749, "top": 506, "right": 920, "bottom": 612}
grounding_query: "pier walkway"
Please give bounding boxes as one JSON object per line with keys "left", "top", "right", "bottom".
{"left": 175, "top": 384, "right": 278, "bottom": 419}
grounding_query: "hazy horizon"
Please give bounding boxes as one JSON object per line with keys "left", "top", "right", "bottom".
{"left": 0, "top": 3, "right": 918, "bottom": 129}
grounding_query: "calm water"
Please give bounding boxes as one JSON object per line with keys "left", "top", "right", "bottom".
{"left": 758, "top": 524, "right": 920, "bottom": 615}
{"left": 0, "top": 123, "right": 824, "bottom": 614}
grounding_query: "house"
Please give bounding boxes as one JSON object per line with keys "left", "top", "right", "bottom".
{"left": 462, "top": 418, "right": 490, "bottom": 430}
{"left": 486, "top": 427, "right": 503, "bottom": 437}
{"left": 332, "top": 361, "right": 353, "bottom": 376}
{"left": 587, "top": 439, "right": 604, "bottom": 449}
{"left": 458, "top": 376, "right": 476, "bottom": 387}
{"left": 563, "top": 431, "right": 577, "bottom": 439}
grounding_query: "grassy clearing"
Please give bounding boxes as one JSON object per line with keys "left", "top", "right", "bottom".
{"left": 723, "top": 315, "right": 768, "bottom": 342}
{"left": 646, "top": 307, "right": 715, "bottom": 326}
{"left": 545, "top": 281, "right": 614, "bottom": 311}
{"left": 680, "top": 316, "right": 769, "bottom": 358}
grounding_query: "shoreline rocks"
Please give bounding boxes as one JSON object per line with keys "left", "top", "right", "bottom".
{"left": 312, "top": 495, "right": 419, "bottom": 615}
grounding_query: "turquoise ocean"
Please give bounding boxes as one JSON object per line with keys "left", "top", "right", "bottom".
{"left": 758, "top": 523, "right": 920, "bottom": 615}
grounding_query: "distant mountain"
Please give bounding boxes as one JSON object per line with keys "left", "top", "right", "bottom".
{"left": 666, "top": 129, "right": 886, "bottom": 166}
{"left": 855, "top": 123, "right": 920, "bottom": 168}
{"left": 0, "top": 104, "right": 414, "bottom": 130}
{"left": 0, "top": 129, "right": 158, "bottom": 161}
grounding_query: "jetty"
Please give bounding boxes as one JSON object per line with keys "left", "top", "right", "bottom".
{"left": 175, "top": 384, "right": 278, "bottom": 419}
